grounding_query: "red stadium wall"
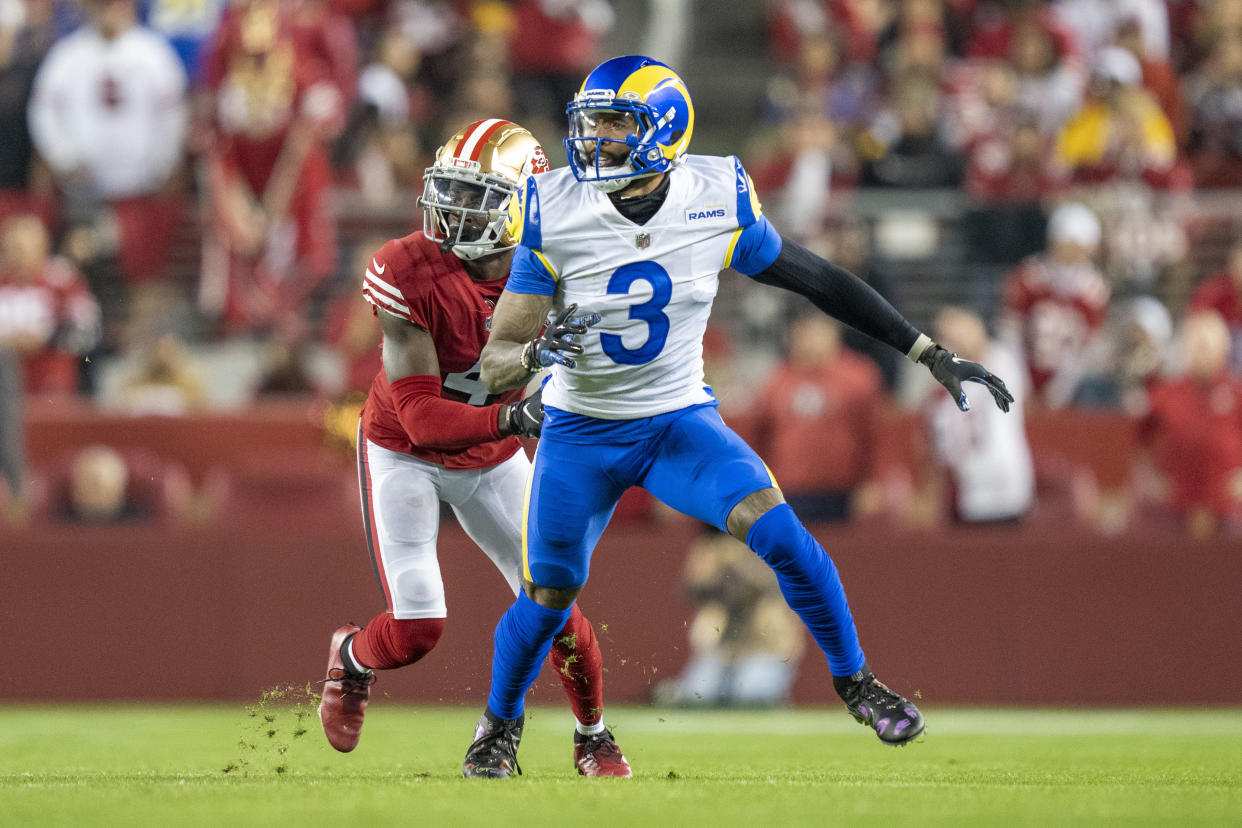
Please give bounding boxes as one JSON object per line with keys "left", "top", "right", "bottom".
{"left": 4, "top": 403, "right": 1240, "bottom": 705}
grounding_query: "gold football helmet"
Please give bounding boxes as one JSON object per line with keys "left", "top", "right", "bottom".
{"left": 420, "top": 119, "right": 551, "bottom": 260}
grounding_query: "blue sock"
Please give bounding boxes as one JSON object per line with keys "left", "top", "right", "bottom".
{"left": 746, "top": 503, "right": 866, "bottom": 677}
{"left": 487, "top": 591, "right": 573, "bottom": 719}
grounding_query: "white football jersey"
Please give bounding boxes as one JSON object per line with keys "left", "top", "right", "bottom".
{"left": 512, "top": 155, "right": 765, "bottom": 419}
{"left": 926, "top": 343, "right": 1035, "bottom": 521}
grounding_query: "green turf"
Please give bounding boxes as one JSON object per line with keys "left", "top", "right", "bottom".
{"left": 1, "top": 701, "right": 1239, "bottom": 827}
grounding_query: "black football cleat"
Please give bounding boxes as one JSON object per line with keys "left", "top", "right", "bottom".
{"left": 462, "top": 710, "right": 524, "bottom": 778}
{"left": 834, "top": 665, "right": 925, "bottom": 746}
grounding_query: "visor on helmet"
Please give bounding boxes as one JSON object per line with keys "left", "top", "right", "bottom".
{"left": 420, "top": 169, "right": 514, "bottom": 257}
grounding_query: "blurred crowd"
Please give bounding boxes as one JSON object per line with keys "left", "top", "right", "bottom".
{"left": 730, "top": 0, "right": 1242, "bottom": 541}
{"left": 2, "top": 0, "right": 1242, "bottom": 539}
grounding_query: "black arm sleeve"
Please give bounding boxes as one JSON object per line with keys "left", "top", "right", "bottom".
{"left": 750, "top": 237, "right": 923, "bottom": 356}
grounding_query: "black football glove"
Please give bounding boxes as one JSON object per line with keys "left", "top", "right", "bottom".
{"left": 521, "top": 303, "right": 602, "bottom": 372}
{"left": 502, "top": 385, "right": 544, "bottom": 438}
{"left": 920, "top": 345, "right": 1015, "bottom": 413}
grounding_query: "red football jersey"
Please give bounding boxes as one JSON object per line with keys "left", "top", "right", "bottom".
{"left": 1140, "top": 375, "right": 1242, "bottom": 518}
{"left": 0, "top": 257, "right": 99, "bottom": 394}
{"left": 360, "top": 231, "right": 523, "bottom": 469}
{"left": 1189, "top": 273, "right": 1242, "bottom": 327}
{"left": 1003, "top": 255, "right": 1109, "bottom": 394}
{"left": 753, "top": 351, "right": 882, "bottom": 494}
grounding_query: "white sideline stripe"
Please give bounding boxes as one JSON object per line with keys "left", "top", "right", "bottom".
{"left": 458, "top": 118, "right": 503, "bottom": 160}
{"left": 363, "top": 285, "right": 410, "bottom": 317}
{"left": 364, "top": 268, "right": 404, "bottom": 301}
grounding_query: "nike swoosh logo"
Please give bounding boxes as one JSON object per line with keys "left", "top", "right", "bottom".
{"left": 372, "top": 258, "right": 386, "bottom": 275}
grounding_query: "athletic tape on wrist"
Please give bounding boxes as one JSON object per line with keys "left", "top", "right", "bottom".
{"left": 907, "top": 333, "right": 934, "bottom": 363}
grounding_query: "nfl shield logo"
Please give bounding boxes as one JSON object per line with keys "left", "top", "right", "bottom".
{"left": 635, "top": 232, "right": 651, "bottom": 249}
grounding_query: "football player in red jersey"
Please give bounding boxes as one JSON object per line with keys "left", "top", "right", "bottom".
{"left": 317, "top": 119, "right": 631, "bottom": 778}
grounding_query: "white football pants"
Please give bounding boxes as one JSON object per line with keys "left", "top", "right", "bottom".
{"left": 357, "top": 436, "right": 529, "bottom": 619}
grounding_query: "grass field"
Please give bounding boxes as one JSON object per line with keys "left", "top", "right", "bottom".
{"left": 2, "top": 700, "right": 1239, "bottom": 827}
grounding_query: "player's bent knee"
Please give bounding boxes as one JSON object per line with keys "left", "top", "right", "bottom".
{"left": 523, "top": 580, "right": 581, "bottom": 610}
{"left": 726, "top": 487, "right": 786, "bottom": 541}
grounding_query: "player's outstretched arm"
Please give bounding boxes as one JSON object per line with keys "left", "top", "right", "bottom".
{"left": 481, "top": 290, "right": 554, "bottom": 393}
{"left": 748, "top": 237, "right": 1014, "bottom": 412}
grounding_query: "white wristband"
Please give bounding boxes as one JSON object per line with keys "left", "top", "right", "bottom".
{"left": 906, "top": 333, "right": 934, "bottom": 363}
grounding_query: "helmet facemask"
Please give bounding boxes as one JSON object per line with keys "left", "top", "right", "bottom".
{"left": 564, "top": 57, "right": 694, "bottom": 192}
{"left": 420, "top": 168, "right": 515, "bottom": 260}
{"left": 565, "top": 99, "right": 675, "bottom": 193}
{"left": 419, "top": 119, "right": 549, "bottom": 260}
{"left": 566, "top": 105, "right": 643, "bottom": 192}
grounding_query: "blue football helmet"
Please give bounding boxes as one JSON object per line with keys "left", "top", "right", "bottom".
{"left": 564, "top": 55, "right": 695, "bottom": 192}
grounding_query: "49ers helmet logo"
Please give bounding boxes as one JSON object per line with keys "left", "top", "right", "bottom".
{"left": 530, "top": 146, "right": 551, "bottom": 175}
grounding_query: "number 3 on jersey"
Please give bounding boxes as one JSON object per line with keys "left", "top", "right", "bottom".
{"left": 600, "top": 262, "right": 672, "bottom": 365}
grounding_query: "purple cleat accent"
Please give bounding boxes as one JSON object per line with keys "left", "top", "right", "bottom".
{"left": 834, "top": 665, "right": 926, "bottom": 746}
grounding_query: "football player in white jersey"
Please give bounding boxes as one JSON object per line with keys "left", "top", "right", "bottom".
{"left": 315, "top": 119, "right": 630, "bottom": 777}
{"left": 460, "top": 56, "right": 1014, "bottom": 778}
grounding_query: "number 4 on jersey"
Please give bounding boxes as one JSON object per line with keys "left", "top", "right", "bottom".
{"left": 443, "top": 359, "right": 493, "bottom": 405}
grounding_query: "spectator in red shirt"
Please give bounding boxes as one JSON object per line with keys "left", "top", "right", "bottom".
{"left": 199, "top": 0, "right": 345, "bottom": 331}
{"left": 753, "top": 310, "right": 884, "bottom": 522}
{"left": 769, "top": 0, "right": 894, "bottom": 66}
{"left": 1000, "top": 201, "right": 1109, "bottom": 407}
{"left": 1189, "top": 240, "right": 1242, "bottom": 374}
{"left": 1139, "top": 309, "right": 1242, "bottom": 538}
{"left": 508, "top": 0, "right": 614, "bottom": 126}
{"left": 967, "top": 0, "right": 1080, "bottom": 63}
{"left": 947, "top": 59, "right": 1059, "bottom": 260}
{"left": 0, "top": 212, "right": 100, "bottom": 395}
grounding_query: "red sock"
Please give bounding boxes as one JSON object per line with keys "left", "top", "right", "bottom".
{"left": 547, "top": 604, "right": 605, "bottom": 725}
{"left": 351, "top": 612, "right": 445, "bottom": 670}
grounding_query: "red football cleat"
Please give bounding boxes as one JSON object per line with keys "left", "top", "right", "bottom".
{"left": 574, "top": 729, "right": 633, "bottom": 778}
{"left": 317, "top": 624, "right": 375, "bottom": 753}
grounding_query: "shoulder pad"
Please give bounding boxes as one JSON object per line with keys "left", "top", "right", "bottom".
{"left": 731, "top": 156, "right": 763, "bottom": 227}
{"left": 361, "top": 232, "right": 458, "bottom": 321}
